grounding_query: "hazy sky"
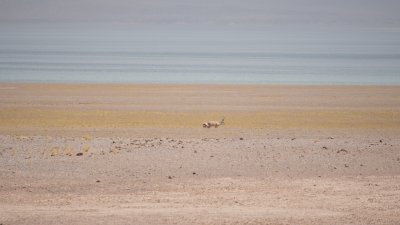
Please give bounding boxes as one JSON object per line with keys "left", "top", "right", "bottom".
{"left": 1, "top": 0, "right": 400, "bottom": 30}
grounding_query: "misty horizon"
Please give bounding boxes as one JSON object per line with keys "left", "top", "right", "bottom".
{"left": 1, "top": 0, "right": 400, "bottom": 31}
{"left": 1, "top": 0, "right": 399, "bottom": 85}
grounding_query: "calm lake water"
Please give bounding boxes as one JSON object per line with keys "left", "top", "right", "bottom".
{"left": 1, "top": 25, "right": 400, "bottom": 84}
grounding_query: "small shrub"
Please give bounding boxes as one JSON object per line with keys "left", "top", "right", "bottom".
{"left": 83, "top": 134, "right": 93, "bottom": 141}
{"left": 50, "top": 147, "right": 60, "bottom": 156}
{"left": 64, "top": 147, "right": 74, "bottom": 156}
{"left": 82, "top": 145, "right": 91, "bottom": 152}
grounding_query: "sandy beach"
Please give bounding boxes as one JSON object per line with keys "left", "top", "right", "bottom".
{"left": 1, "top": 83, "right": 400, "bottom": 224}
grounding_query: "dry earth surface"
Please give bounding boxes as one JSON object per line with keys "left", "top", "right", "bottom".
{"left": 0, "top": 84, "right": 400, "bottom": 225}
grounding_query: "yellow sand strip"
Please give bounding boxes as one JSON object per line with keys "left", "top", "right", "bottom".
{"left": 0, "top": 108, "right": 399, "bottom": 129}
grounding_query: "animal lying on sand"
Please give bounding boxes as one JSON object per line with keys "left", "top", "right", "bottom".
{"left": 202, "top": 118, "right": 225, "bottom": 128}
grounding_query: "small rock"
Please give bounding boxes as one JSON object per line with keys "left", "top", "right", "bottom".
{"left": 168, "top": 176, "right": 172, "bottom": 179}
{"left": 345, "top": 164, "right": 349, "bottom": 167}
{"left": 194, "top": 150, "right": 197, "bottom": 153}
{"left": 379, "top": 139, "right": 383, "bottom": 143}
{"left": 96, "top": 180, "right": 100, "bottom": 183}
{"left": 76, "top": 152, "right": 83, "bottom": 156}
{"left": 239, "top": 137, "right": 244, "bottom": 140}
{"left": 291, "top": 138, "right": 296, "bottom": 141}
{"left": 192, "top": 172, "right": 197, "bottom": 175}
{"left": 337, "top": 149, "right": 348, "bottom": 153}
{"left": 322, "top": 146, "right": 328, "bottom": 150}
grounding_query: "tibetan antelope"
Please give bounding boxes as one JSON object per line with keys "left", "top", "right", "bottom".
{"left": 202, "top": 118, "right": 225, "bottom": 128}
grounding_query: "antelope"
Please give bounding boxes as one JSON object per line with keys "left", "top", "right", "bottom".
{"left": 202, "top": 118, "right": 225, "bottom": 128}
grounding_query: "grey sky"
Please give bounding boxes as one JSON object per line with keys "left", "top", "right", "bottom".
{"left": 0, "top": 0, "right": 400, "bottom": 29}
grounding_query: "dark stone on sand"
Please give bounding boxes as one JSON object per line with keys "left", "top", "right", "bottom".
{"left": 168, "top": 176, "right": 172, "bottom": 179}
{"left": 337, "top": 149, "right": 348, "bottom": 153}
{"left": 345, "top": 164, "right": 349, "bottom": 167}
{"left": 239, "top": 137, "right": 244, "bottom": 140}
{"left": 192, "top": 172, "right": 197, "bottom": 175}
{"left": 76, "top": 152, "right": 83, "bottom": 156}
{"left": 322, "top": 146, "right": 328, "bottom": 149}
{"left": 96, "top": 180, "right": 100, "bottom": 183}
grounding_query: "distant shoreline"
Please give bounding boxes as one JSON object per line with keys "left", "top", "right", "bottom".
{"left": 1, "top": 81, "right": 400, "bottom": 87}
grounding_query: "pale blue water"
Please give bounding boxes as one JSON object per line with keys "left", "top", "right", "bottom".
{"left": 1, "top": 25, "right": 400, "bottom": 84}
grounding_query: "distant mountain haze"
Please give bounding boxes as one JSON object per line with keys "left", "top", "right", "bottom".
{"left": 0, "top": 0, "right": 399, "bottom": 30}
{"left": 1, "top": 0, "right": 399, "bottom": 84}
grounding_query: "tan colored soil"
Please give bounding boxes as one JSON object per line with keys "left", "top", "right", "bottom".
{"left": 0, "top": 84, "right": 399, "bottom": 224}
